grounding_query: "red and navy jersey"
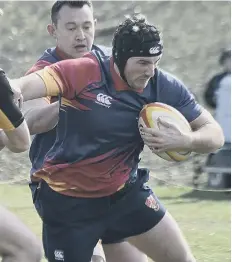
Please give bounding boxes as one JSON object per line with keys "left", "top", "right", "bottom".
{"left": 32, "top": 51, "right": 202, "bottom": 198}
{"left": 27, "top": 45, "right": 111, "bottom": 180}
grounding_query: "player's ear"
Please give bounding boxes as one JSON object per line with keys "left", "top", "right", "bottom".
{"left": 94, "top": 18, "right": 97, "bottom": 27}
{"left": 47, "top": 24, "right": 57, "bottom": 39}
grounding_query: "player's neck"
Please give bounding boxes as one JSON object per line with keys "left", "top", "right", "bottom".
{"left": 55, "top": 46, "right": 74, "bottom": 60}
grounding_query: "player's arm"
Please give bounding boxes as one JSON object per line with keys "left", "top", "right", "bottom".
{"left": 0, "top": 121, "right": 31, "bottom": 153}
{"left": 23, "top": 56, "right": 91, "bottom": 135}
{"left": 23, "top": 99, "right": 59, "bottom": 135}
{"left": 187, "top": 108, "right": 224, "bottom": 153}
{"left": 22, "top": 61, "right": 59, "bottom": 135}
{"left": 141, "top": 76, "right": 224, "bottom": 154}
{"left": 18, "top": 57, "right": 93, "bottom": 103}
{"left": 0, "top": 70, "right": 31, "bottom": 152}
{"left": 12, "top": 70, "right": 61, "bottom": 101}
{"left": 168, "top": 79, "right": 224, "bottom": 153}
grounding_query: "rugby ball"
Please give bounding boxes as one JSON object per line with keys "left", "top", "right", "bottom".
{"left": 138, "top": 102, "right": 192, "bottom": 162}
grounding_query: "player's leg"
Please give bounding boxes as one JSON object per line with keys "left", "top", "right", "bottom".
{"left": 30, "top": 182, "right": 107, "bottom": 262}
{"left": 127, "top": 211, "right": 195, "bottom": 262}
{"left": 102, "top": 168, "right": 195, "bottom": 262}
{"left": 0, "top": 205, "right": 42, "bottom": 262}
{"left": 103, "top": 241, "right": 148, "bottom": 262}
{"left": 38, "top": 181, "right": 107, "bottom": 262}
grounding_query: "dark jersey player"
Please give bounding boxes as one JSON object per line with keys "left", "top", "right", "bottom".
{"left": 3, "top": 15, "right": 224, "bottom": 262}
{"left": 22, "top": 1, "right": 145, "bottom": 261}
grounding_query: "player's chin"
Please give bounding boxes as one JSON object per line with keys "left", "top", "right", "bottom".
{"left": 73, "top": 49, "right": 89, "bottom": 58}
{"left": 133, "top": 79, "right": 148, "bottom": 90}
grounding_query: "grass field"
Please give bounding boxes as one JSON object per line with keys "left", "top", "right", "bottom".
{"left": 0, "top": 184, "right": 230, "bottom": 262}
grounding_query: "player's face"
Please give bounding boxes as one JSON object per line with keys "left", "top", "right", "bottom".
{"left": 124, "top": 56, "right": 161, "bottom": 91}
{"left": 51, "top": 5, "right": 95, "bottom": 59}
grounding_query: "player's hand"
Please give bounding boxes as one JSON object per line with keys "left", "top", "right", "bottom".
{"left": 139, "top": 117, "right": 192, "bottom": 152}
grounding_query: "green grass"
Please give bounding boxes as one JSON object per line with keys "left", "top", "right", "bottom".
{"left": 0, "top": 185, "right": 230, "bottom": 262}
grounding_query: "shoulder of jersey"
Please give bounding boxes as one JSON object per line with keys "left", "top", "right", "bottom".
{"left": 157, "top": 68, "right": 182, "bottom": 85}
{"left": 59, "top": 53, "right": 102, "bottom": 86}
{"left": 25, "top": 48, "right": 57, "bottom": 75}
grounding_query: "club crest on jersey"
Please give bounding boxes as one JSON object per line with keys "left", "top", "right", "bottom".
{"left": 145, "top": 194, "right": 159, "bottom": 211}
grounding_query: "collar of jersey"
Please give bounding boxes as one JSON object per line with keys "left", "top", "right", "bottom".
{"left": 110, "top": 57, "right": 132, "bottom": 92}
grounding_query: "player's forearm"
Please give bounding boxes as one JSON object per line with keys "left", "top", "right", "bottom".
{"left": 189, "top": 123, "right": 224, "bottom": 153}
{"left": 12, "top": 74, "right": 48, "bottom": 101}
{"left": 1, "top": 121, "right": 31, "bottom": 153}
{"left": 24, "top": 101, "right": 59, "bottom": 135}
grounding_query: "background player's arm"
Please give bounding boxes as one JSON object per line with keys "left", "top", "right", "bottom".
{"left": 0, "top": 121, "right": 30, "bottom": 153}
{"left": 23, "top": 99, "right": 59, "bottom": 135}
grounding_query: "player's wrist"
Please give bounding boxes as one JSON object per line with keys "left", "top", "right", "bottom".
{"left": 182, "top": 132, "right": 194, "bottom": 151}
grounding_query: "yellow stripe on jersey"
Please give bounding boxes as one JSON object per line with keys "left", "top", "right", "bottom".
{"left": 61, "top": 98, "right": 77, "bottom": 109}
{"left": 0, "top": 108, "right": 15, "bottom": 131}
{"left": 36, "top": 67, "right": 64, "bottom": 97}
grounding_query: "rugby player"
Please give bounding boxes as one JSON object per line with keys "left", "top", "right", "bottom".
{"left": 21, "top": 1, "right": 147, "bottom": 261}
{"left": 3, "top": 15, "right": 224, "bottom": 262}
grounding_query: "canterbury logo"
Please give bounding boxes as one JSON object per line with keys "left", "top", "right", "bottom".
{"left": 149, "top": 46, "right": 160, "bottom": 55}
{"left": 95, "top": 93, "right": 112, "bottom": 108}
{"left": 54, "top": 250, "right": 64, "bottom": 261}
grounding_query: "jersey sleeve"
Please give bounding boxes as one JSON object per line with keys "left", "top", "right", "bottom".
{"left": 35, "top": 56, "right": 100, "bottom": 99}
{"left": 26, "top": 60, "right": 53, "bottom": 104}
{"left": 158, "top": 72, "right": 203, "bottom": 122}
{"left": 0, "top": 70, "right": 24, "bottom": 131}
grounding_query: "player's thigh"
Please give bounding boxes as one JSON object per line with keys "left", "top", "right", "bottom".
{"left": 0, "top": 206, "right": 41, "bottom": 256}
{"left": 127, "top": 211, "right": 196, "bottom": 262}
{"left": 103, "top": 241, "right": 148, "bottom": 262}
{"left": 43, "top": 222, "right": 99, "bottom": 262}
{"left": 39, "top": 183, "right": 107, "bottom": 262}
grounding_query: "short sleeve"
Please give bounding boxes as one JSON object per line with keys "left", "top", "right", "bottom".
{"left": 158, "top": 71, "right": 202, "bottom": 122}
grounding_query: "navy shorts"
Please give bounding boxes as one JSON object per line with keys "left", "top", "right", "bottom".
{"left": 30, "top": 169, "right": 166, "bottom": 262}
